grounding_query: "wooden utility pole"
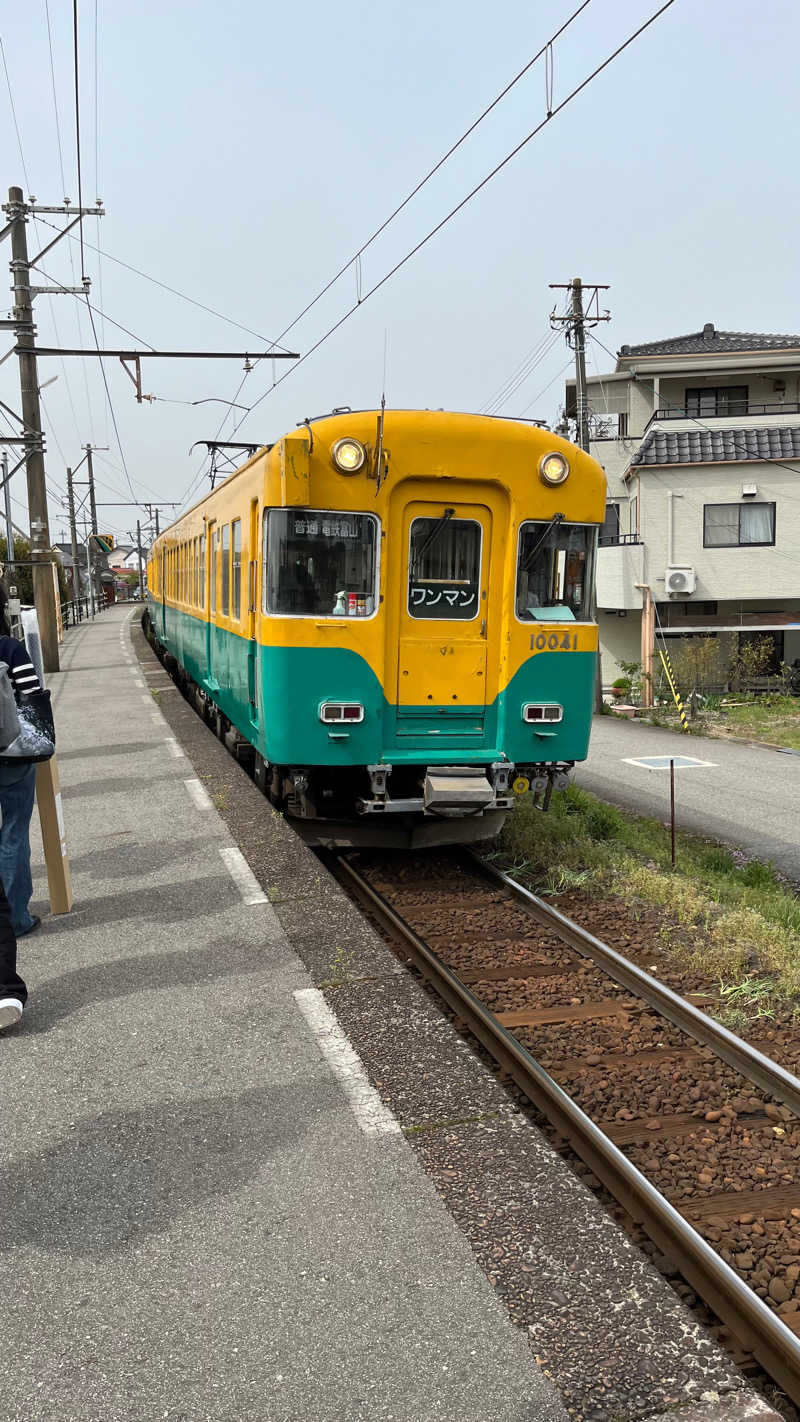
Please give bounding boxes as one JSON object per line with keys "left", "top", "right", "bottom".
{"left": 7, "top": 187, "right": 59, "bottom": 672}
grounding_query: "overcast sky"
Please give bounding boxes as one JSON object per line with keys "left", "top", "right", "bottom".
{"left": 1, "top": 0, "right": 798, "bottom": 545}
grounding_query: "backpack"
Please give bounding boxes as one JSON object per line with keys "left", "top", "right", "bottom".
{"left": 0, "top": 662, "right": 55, "bottom": 764}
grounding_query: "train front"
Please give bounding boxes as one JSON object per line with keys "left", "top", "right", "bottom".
{"left": 258, "top": 410, "right": 606, "bottom": 846}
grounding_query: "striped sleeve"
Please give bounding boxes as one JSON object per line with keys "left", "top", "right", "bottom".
{"left": 8, "top": 658, "right": 41, "bottom": 695}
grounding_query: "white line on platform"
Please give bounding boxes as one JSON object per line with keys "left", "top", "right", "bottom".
{"left": 219, "top": 846, "right": 268, "bottom": 905}
{"left": 184, "top": 777, "right": 213, "bottom": 810}
{"left": 163, "top": 737, "right": 185, "bottom": 758}
{"left": 293, "top": 988, "right": 401, "bottom": 1136}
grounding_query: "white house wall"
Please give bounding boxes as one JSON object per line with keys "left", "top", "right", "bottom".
{"left": 638, "top": 463, "right": 799, "bottom": 603}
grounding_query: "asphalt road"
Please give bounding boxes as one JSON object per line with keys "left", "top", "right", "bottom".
{"left": 576, "top": 716, "right": 800, "bottom": 881}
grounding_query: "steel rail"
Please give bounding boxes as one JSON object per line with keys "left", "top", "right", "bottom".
{"left": 332, "top": 851, "right": 800, "bottom": 1405}
{"left": 470, "top": 851, "right": 800, "bottom": 1118}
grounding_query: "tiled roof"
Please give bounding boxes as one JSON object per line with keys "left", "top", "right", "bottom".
{"left": 631, "top": 425, "right": 800, "bottom": 467}
{"left": 619, "top": 326, "right": 800, "bottom": 358}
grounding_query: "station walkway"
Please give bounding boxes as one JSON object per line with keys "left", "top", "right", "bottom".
{"left": 2, "top": 606, "right": 566, "bottom": 1422}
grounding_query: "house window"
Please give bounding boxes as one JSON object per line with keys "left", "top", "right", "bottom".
{"left": 686, "top": 385, "right": 748, "bottom": 417}
{"left": 703, "top": 502, "right": 775, "bottom": 547}
{"left": 221, "top": 524, "right": 230, "bottom": 614}
{"left": 599, "top": 503, "right": 620, "bottom": 546}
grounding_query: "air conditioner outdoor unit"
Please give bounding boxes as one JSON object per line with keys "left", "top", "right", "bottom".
{"left": 665, "top": 565, "right": 696, "bottom": 595}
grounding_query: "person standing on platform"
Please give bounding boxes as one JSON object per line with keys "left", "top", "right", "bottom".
{"left": 0, "top": 876, "right": 25, "bottom": 1030}
{"left": 0, "top": 632, "right": 46, "bottom": 937}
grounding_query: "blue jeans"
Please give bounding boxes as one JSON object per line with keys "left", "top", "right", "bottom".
{"left": 0, "top": 763, "right": 37, "bottom": 934}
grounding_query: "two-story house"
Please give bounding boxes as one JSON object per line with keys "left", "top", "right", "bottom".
{"left": 567, "top": 324, "right": 800, "bottom": 691}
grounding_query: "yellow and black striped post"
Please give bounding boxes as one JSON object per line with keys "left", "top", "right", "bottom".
{"left": 658, "top": 646, "right": 690, "bottom": 734}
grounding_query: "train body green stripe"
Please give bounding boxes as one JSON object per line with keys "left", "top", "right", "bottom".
{"left": 149, "top": 598, "right": 595, "bottom": 766}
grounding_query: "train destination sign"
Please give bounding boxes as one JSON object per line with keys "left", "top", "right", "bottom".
{"left": 408, "top": 581, "right": 479, "bottom": 619}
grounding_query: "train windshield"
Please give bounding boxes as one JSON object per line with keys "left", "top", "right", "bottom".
{"left": 408, "top": 515, "right": 481, "bottom": 620}
{"left": 516, "top": 520, "right": 595, "bottom": 621}
{"left": 263, "top": 509, "right": 378, "bottom": 617}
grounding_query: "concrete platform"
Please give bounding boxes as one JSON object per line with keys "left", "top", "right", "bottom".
{"left": 2, "top": 605, "right": 784, "bottom": 1422}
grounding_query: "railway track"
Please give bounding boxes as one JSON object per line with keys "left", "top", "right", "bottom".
{"left": 326, "top": 846, "right": 800, "bottom": 1408}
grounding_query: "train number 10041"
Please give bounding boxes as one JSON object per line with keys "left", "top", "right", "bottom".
{"left": 530, "top": 631, "right": 579, "bottom": 651}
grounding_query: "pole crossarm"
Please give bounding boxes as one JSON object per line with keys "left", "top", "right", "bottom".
{"left": 26, "top": 348, "right": 299, "bottom": 359}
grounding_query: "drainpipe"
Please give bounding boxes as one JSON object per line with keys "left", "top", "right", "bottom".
{"left": 635, "top": 582, "right": 654, "bottom": 709}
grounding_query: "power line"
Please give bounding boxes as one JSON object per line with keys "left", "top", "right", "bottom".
{"left": 31, "top": 261, "right": 156, "bottom": 348}
{"left": 178, "top": 1, "right": 597, "bottom": 507}
{"left": 482, "top": 329, "right": 562, "bottom": 415}
{"left": 519, "top": 355, "right": 576, "bottom": 416}
{"left": 38, "top": 219, "right": 296, "bottom": 353}
{"left": 230, "top": 0, "right": 678, "bottom": 440}
{"left": 44, "top": 0, "right": 69, "bottom": 194}
{"left": 254, "top": 1, "right": 595, "bottom": 358}
{"left": 72, "top": 0, "right": 87, "bottom": 281}
{"left": 0, "top": 36, "right": 31, "bottom": 192}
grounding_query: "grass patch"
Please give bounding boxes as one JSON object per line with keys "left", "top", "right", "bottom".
{"left": 496, "top": 785, "right": 800, "bottom": 1008}
{"left": 650, "top": 695, "right": 800, "bottom": 751}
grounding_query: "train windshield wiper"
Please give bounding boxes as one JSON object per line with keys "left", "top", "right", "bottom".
{"left": 410, "top": 507, "right": 455, "bottom": 580}
{"left": 520, "top": 512, "right": 564, "bottom": 573}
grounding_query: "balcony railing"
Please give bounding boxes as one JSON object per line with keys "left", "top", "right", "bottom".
{"left": 598, "top": 533, "right": 642, "bottom": 547}
{"left": 652, "top": 401, "right": 800, "bottom": 422}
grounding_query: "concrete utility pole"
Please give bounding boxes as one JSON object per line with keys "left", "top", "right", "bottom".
{"left": 154, "top": 508, "right": 160, "bottom": 537}
{"left": 1, "top": 451, "right": 13, "bottom": 567}
{"left": 85, "top": 446, "right": 101, "bottom": 606}
{"left": 66, "top": 467, "right": 80, "bottom": 605}
{"left": 7, "top": 187, "right": 59, "bottom": 671}
{"left": 549, "top": 277, "right": 611, "bottom": 453}
{"left": 136, "top": 520, "right": 144, "bottom": 599}
{"left": 550, "top": 278, "right": 612, "bottom": 710}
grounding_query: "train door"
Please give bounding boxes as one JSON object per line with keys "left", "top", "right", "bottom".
{"left": 206, "top": 519, "right": 217, "bottom": 686}
{"left": 396, "top": 500, "right": 491, "bottom": 732}
{"left": 246, "top": 498, "right": 259, "bottom": 725}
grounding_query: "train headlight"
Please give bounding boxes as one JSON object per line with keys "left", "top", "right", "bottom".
{"left": 331, "top": 438, "right": 366, "bottom": 474}
{"left": 539, "top": 451, "right": 569, "bottom": 486}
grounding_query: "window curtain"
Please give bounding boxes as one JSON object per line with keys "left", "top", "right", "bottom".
{"left": 740, "top": 503, "right": 773, "bottom": 544}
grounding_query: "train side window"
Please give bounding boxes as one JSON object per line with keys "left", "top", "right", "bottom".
{"left": 263, "top": 508, "right": 378, "bottom": 617}
{"left": 210, "top": 529, "right": 218, "bottom": 612}
{"left": 407, "top": 516, "right": 481, "bottom": 621}
{"left": 221, "top": 525, "right": 230, "bottom": 615}
{"left": 232, "top": 519, "right": 242, "bottom": 619}
{"left": 199, "top": 533, "right": 205, "bottom": 608}
{"left": 515, "top": 521, "right": 596, "bottom": 622}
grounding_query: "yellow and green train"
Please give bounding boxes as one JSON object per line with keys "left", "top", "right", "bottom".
{"left": 145, "top": 408, "right": 606, "bottom": 845}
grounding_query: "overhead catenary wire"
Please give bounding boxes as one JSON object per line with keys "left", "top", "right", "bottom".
{"left": 225, "top": 0, "right": 678, "bottom": 444}
{"left": 257, "top": 0, "right": 595, "bottom": 355}
{"left": 174, "top": 0, "right": 677, "bottom": 515}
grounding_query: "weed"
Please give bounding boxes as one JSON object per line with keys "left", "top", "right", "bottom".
{"left": 327, "top": 943, "right": 354, "bottom": 982}
{"left": 499, "top": 785, "right": 800, "bottom": 1005}
{"left": 267, "top": 885, "right": 282, "bottom": 904}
